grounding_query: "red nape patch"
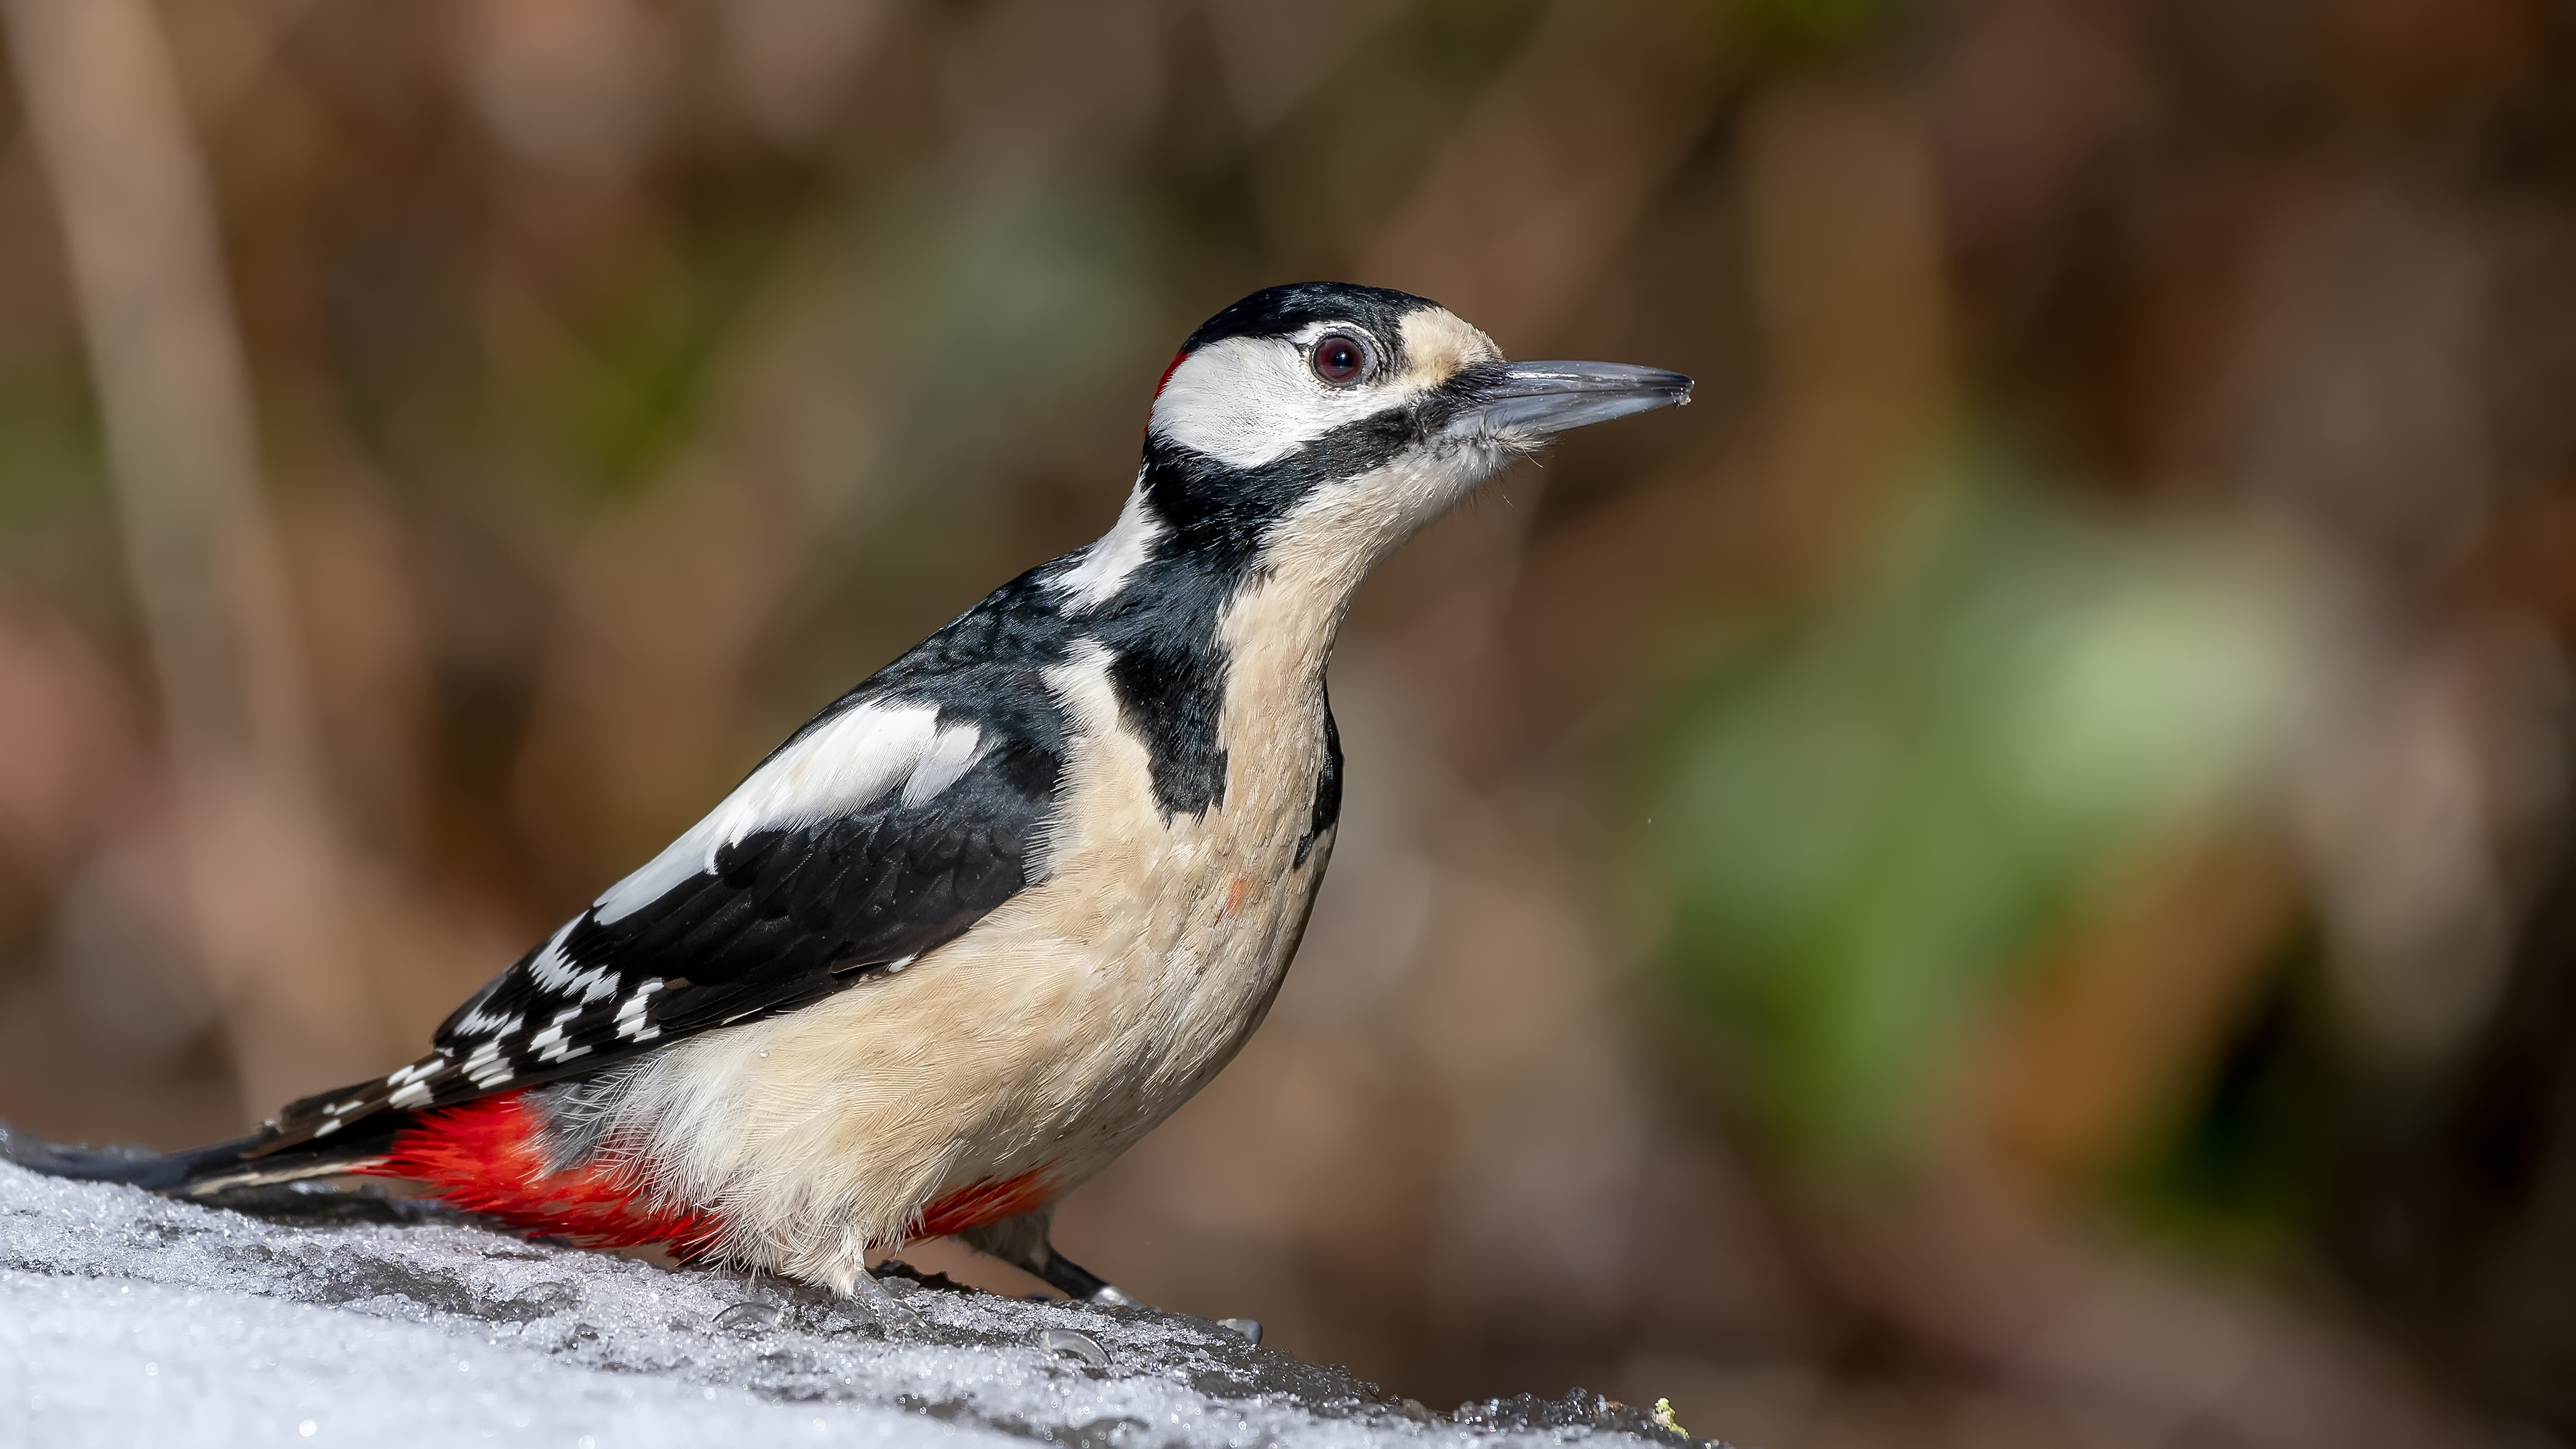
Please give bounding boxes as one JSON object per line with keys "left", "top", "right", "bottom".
{"left": 916, "top": 1169, "right": 1054, "bottom": 1240}
{"left": 1144, "top": 348, "right": 1189, "bottom": 436}
{"left": 361, "top": 1091, "right": 725, "bottom": 1260}
{"left": 1144, "top": 347, "right": 1192, "bottom": 434}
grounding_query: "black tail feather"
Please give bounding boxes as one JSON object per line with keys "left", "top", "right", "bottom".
{"left": 0, "top": 1113, "right": 409, "bottom": 1195}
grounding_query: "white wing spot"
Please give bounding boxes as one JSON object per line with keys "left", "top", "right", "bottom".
{"left": 463, "top": 1036, "right": 516, "bottom": 1088}
{"left": 451, "top": 1002, "right": 523, "bottom": 1038}
{"left": 526, "top": 918, "right": 584, "bottom": 991}
{"left": 553, "top": 965, "right": 619, "bottom": 1004}
{"left": 529, "top": 1011, "right": 593, "bottom": 1065}
{"left": 614, "top": 979, "right": 665, "bottom": 1039}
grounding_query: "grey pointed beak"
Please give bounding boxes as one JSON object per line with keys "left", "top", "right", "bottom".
{"left": 1445, "top": 360, "right": 1693, "bottom": 440}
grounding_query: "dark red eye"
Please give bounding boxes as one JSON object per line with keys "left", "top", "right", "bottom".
{"left": 1309, "top": 332, "right": 1371, "bottom": 386}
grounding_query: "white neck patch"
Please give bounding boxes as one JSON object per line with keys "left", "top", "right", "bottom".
{"left": 1049, "top": 476, "right": 1164, "bottom": 611}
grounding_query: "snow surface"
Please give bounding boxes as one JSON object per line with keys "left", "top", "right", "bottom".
{"left": 0, "top": 1163, "right": 1709, "bottom": 1449}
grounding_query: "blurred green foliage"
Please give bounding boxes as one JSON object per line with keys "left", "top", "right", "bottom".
{"left": 0, "top": 369, "right": 104, "bottom": 545}
{"left": 1644, "top": 459, "right": 2309, "bottom": 1164}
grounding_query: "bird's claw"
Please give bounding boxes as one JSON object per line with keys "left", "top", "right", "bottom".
{"left": 849, "top": 1267, "right": 927, "bottom": 1334}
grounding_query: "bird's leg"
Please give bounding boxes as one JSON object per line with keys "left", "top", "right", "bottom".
{"left": 957, "top": 1205, "right": 1141, "bottom": 1307}
{"left": 1033, "top": 1246, "right": 1141, "bottom": 1307}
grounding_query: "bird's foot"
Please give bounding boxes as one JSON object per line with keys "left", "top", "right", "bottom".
{"left": 1036, "top": 1249, "right": 1143, "bottom": 1309}
{"left": 846, "top": 1265, "right": 926, "bottom": 1334}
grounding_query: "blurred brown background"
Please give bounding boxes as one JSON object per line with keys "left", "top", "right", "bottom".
{"left": 4, "top": 1, "right": 2575, "bottom": 1444}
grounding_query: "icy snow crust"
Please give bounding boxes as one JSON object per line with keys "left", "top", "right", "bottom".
{"left": 0, "top": 1163, "right": 1705, "bottom": 1449}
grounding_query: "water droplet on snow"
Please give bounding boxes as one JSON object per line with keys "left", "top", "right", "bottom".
{"left": 1217, "top": 1318, "right": 1263, "bottom": 1346}
{"left": 1039, "top": 1328, "right": 1108, "bottom": 1370}
{"left": 716, "top": 1301, "right": 785, "bottom": 1334}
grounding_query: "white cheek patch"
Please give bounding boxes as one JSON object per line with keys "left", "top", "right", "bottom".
{"left": 1150, "top": 333, "right": 1403, "bottom": 469}
{"left": 592, "top": 703, "right": 990, "bottom": 923}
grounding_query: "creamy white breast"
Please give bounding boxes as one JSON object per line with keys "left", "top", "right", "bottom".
{"left": 597, "top": 572, "right": 1345, "bottom": 1289}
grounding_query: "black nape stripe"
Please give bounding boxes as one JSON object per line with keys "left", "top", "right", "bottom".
{"left": 1297, "top": 700, "right": 1342, "bottom": 867}
{"left": 1102, "top": 400, "right": 1444, "bottom": 821}
{"left": 1086, "top": 281, "right": 1461, "bottom": 820}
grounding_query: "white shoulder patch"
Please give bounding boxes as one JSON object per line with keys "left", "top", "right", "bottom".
{"left": 592, "top": 702, "right": 988, "bottom": 923}
{"left": 1049, "top": 476, "right": 1163, "bottom": 610}
{"left": 902, "top": 719, "right": 988, "bottom": 806}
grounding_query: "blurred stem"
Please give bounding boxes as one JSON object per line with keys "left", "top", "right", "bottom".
{"left": 1740, "top": 80, "right": 1955, "bottom": 592}
{"left": 3, "top": 0, "right": 382, "bottom": 1118}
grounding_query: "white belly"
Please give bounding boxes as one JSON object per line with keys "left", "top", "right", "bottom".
{"left": 602, "top": 639, "right": 1335, "bottom": 1289}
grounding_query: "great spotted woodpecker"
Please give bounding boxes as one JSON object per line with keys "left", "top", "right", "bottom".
{"left": 11, "top": 283, "right": 1688, "bottom": 1321}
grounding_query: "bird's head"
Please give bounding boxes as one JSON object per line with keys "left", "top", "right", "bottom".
{"left": 1050, "top": 282, "right": 1688, "bottom": 619}
{"left": 1149, "top": 282, "right": 1685, "bottom": 560}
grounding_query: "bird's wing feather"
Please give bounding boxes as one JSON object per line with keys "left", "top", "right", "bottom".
{"left": 262, "top": 584, "right": 1076, "bottom": 1152}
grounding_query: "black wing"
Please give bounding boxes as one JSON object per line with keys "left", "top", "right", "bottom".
{"left": 263, "top": 574, "right": 1079, "bottom": 1152}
